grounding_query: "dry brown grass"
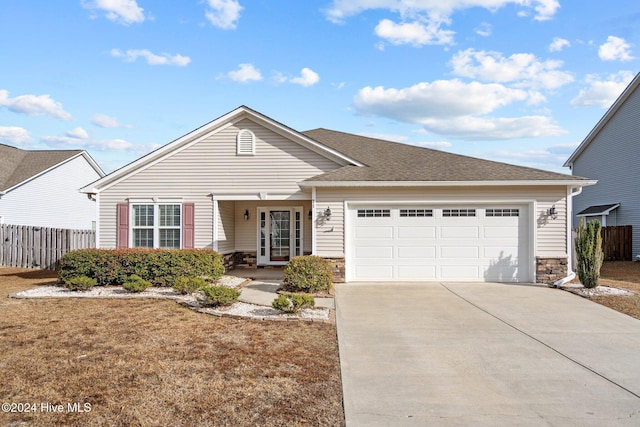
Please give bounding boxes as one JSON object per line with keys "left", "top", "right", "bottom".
{"left": 590, "top": 261, "right": 640, "bottom": 320}
{"left": 0, "top": 268, "right": 344, "bottom": 427}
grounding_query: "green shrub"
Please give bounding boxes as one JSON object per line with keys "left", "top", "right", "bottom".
{"left": 122, "top": 274, "right": 152, "bottom": 293}
{"left": 199, "top": 285, "right": 239, "bottom": 307}
{"left": 575, "top": 218, "right": 604, "bottom": 289}
{"left": 272, "top": 293, "right": 315, "bottom": 313}
{"left": 58, "top": 249, "right": 224, "bottom": 287}
{"left": 173, "top": 276, "right": 207, "bottom": 294}
{"left": 283, "top": 256, "right": 332, "bottom": 293}
{"left": 64, "top": 275, "right": 96, "bottom": 292}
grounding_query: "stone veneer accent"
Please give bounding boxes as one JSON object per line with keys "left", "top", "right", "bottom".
{"left": 536, "top": 257, "right": 568, "bottom": 284}
{"left": 326, "top": 258, "right": 345, "bottom": 283}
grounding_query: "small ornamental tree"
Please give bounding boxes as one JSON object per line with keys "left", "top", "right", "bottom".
{"left": 575, "top": 218, "right": 603, "bottom": 288}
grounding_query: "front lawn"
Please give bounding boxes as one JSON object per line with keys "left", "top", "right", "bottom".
{"left": 0, "top": 268, "right": 344, "bottom": 426}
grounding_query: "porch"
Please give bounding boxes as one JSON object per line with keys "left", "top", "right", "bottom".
{"left": 213, "top": 199, "right": 314, "bottom": 271}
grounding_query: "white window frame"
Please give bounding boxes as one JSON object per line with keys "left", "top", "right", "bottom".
{"left": 236, "top": 129, "right": 256, "bottom": 155}
{"left": 130, "top": 202, "right": 182, "bottom": 249}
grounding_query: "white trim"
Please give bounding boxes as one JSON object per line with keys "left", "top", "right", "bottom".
{"left": 344, "top": 199, "right": 537, "bottom": 283}
{"left": 311, "top": 187, "right": 317, "bottom": 255}
{"left": 300, "top": 180, "right": 597, "bottom": 188}
{"left": 256, "top": 206, "right": 303, "bottom": 266}
{"left": 212, "top": 198, "right": 219, "bottom": 252}
{"left": 129, "top": 202, "right": 182, "bottom": 249}
{"left": 236, "top": 129, "right": 256, "bottom": 155}
{"left": 82, "top": 106, "right": 363, "bottom": 194}
{"left": 95, "top": 193, "right": 100, "bottom": 248}
{"left": 212, "top": 192, "right": 311, "bottom": 201}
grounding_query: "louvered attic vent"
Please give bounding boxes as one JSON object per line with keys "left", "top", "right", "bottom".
{"left": 236, "top": 129, "right": 255, "bottom": 155}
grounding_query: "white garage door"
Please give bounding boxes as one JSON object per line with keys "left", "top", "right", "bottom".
{"left": 348, "top": 205, "right": 530, "bottom": 282}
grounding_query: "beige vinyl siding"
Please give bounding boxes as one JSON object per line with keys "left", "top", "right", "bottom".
{"left": 98, "top": 118, "right": 341, "bottom": 248}
{"left": 217, "top": 201, "right": 235, "bottom": 254}
{"left": 315, "top": 186, "right": 568, "bottom": 258}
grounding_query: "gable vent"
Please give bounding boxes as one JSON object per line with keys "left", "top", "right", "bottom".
{"left": 236, "top": 129, "right": 255, "bottom": 155}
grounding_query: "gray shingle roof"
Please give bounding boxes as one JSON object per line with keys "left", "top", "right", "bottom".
{"left": 0, "top": 143, "right": 84, "bottom": 192}
{"left": 302, "top": 129, "right": 587, "bottom": 182}
{"left": 576, "top": 204, "right": 620, "bottom": 216}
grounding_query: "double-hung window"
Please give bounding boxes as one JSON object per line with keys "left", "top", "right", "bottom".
{"left": 132, "top": 203, "right": 182, "bottom": 249}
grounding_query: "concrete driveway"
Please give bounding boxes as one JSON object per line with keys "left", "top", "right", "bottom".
{"left": 335, "top": 282, "right": 640, "bottom": 426}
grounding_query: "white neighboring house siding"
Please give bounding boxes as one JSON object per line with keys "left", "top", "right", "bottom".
{"left": 0, "top": 155, "right": 101, "bottom": 229}
{"left": 314, "top": 186, "right": 568, "bottom": 258}
{"left": 571, "top": 85, "right": 640, "bottom": 256}
{"left": 98, "top": 118, "right": 342, "bottom": 249}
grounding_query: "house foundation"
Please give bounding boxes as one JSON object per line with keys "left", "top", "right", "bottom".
{"left": 536, "top": 257, "right": 568, "bottom": 284}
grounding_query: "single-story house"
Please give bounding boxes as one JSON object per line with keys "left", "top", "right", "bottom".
{"left": 564, "top": 71, "right": 640, "bottom": 258}
{"left": 81, "top": 106, "right": 595, "bottom": 283}
{"left": 0, "top": 143, "right": 104, "bottom": 229}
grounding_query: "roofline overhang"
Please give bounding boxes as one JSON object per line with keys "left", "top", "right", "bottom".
{"left": 564, "top": 71, "right": 640, "bottom": 167}
{"left": 299, "top": 179, "right": 598, "bottom": 188}
{"left": 4, "top": 152, "right": 103, "bottom": 194}
{"left": 576, "top": 203, "right": 621, "bottom": 217}
{"left": 81, "top": 106, "right": 364, "bottom": 194}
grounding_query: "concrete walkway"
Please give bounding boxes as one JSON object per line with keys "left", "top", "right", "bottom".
{"left": 230, "top": 268, "right": 335, "bottom": 309}
{"left": 336, "top": 282, "right": 640, "bottom": 426}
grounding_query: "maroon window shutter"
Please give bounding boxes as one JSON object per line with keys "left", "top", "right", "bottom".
{"left": 182, "top": 203, "right": 195, "bottom": 249}
{"left": 116, "top": 203, "right": 129, "bottom": 248}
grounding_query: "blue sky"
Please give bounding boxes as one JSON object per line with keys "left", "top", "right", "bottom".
{"left": 1, "top": 1, "right": 638, "bottom": 174}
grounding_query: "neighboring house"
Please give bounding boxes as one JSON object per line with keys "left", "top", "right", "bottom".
{"left": 81, "top": 106, "right": 594, "bottom": 283}
{"left": 564, "top": 71, "right": 640, "bottom": 258}
{"left": 0, "top": 144, "right": 105, "bottom": 229}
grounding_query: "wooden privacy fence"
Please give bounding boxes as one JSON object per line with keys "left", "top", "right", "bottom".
{"left": 0, "top": 224, "right": 96, "bottom": 270}
{"left": 601, "top": 225, "right": 633, "bottom": 261}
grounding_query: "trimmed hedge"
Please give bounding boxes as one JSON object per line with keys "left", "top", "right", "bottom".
{"left": 272, "top": 293, "right": 315, "bottom": 313}
{"left": 198, "top": 285, "right": 240, "bottom": 307}
{"left": 58, "top": 249, "right": 224, "bottom": 287}
{"left": 283, "top": 255, "right": 333, "bottom": 293}
{"left": 64, "top": 275, "right": 96, "bottom": 292}
{"left": 122, "top": 274, "right": 152, "bottom": 293}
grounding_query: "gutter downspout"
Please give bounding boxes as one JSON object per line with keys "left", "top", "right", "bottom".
{"left": 553, "top": 186, "right": 584, "bottom": 287}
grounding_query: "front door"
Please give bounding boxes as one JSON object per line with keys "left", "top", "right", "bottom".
{"left": 257, "top": 207, "right": 303, "bottom": 265}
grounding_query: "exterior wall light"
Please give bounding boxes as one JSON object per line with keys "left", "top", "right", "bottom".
{"left": 324, "top": 207, "right": 332, "bottom": 219}
{"left": 308, "top": 209, "right": 313, "bottom": 220}
{"left": 548, "top": 205, "right": 557, "bottom": 220}
{"left": 244, "top": 209, "right": 250, "bottom": 221}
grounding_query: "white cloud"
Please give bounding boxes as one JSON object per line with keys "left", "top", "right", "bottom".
{"left": 66, "top": 127, "right": 89, "bottom": 139}
{"left": 418, "top": 115, "right": 566, "bottom": 140}
{"left": 42, "top": 135, "right": 135, "bottom": 151}
{"left": 290, "top": 68, "right": 320, "bottom": 87}
{"left": 0, "top": 126, "right": 32, "bottom": 146}
{"left": 0, "top": 89, "right": 73, "bottom": 120}
{"left": 570, "top": 71, "right": 635, "bottom": 108}
{"left": 227, "top": 63, "right": 262, "bottom": 83}
{"left": 598, "top": 36, "right": 634, "bottom": 62}
{"left": 110, "top": 49, "right": 191, "bottom": 66}
{"left": 449, "top": 49, "right": 574, "bottom": 89}
{"left": 325, "top": 1, "right": 559, "bottom": 46}
{"left": 475, "top": 22, "right": 492, "bottom": 37}
{"left": 354, "top": 80, "right": 530, "bottom": 121}
{"left": 205, "top": 0, "right": 242, "bottom": 30}
{"left": 417, "top": 140, "right": 452, "bottom": 149}
{"left": 353, "top": 79, "right": 565, "bottom": 140}
{"left": 275, "top": 68, "right": 320, "bottom": 87}
{"left": 549, "top": 37, "right": 570, "bottom": 52}
{"left": 81, "top": 0, "right": 145, "bottom": 25}
{"left": 91, "top": 113, "right": 129, "bottom": 128}
{"left": 374, "top": 18, "right": 454, "bottom": 46}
